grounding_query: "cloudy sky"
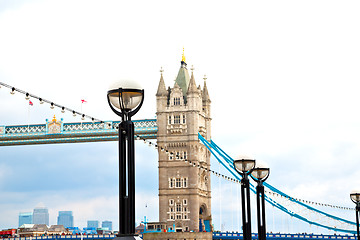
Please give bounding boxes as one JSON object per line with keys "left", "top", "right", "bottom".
{"left": 0, "top": 0, "right": 360, "bottom": 234}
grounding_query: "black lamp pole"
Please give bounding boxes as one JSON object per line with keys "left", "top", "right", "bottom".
{"left": 118, "top": 119, "right": 135, "bottom": 234}
{"left": 242, "top": 173, "right": 252, "bottom": 240}
{"left": 256, "top": 182, "right": 266, "bottom": 240}
{"left": 251, "top": 164, "right": 270, "bottom": 240}
{"left": 350, "top": 191, "right": 360, "bottom": 240}
{"left": 107, "top": 87, "right": 144, "bottom": 237}
{"left": 233, "top": 158, "right": 256, "bottom": 240}
{"left": 356, "top": 203, "right": 360, "bottom": 240}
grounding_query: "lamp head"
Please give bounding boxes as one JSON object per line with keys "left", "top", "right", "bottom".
{"left": 107, "top": 79, "right": 144, "bottom": 120}
{"left": 350, "top": 189, "right": 360, "bottom": 203}
{"left": 250, "top": 160, "right": 270, "bottom": 182}
{"left": 233, "top": 155, "right": 256, "bottom": 176}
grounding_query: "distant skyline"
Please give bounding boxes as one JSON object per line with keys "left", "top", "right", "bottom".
{"left": 17, "top": 206, "right": 111, "bottom": 229}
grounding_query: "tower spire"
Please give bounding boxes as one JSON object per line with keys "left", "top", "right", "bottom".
{"left": 175, "top": 49, "right": 190, "bottom": 97}
{"left": 202, "top": 74, "right": 210, "bottom": 102}
{"left": 182, "top": 47, "right": 186, "bottom": 63}
{"left": 156, "top": 67, "right": 167, "bottom": 96}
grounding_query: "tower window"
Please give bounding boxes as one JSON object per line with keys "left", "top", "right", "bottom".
{"left": 174, "top": 115, "right": 180, "bottom": 124}
{"left": 169, "top": 199, "right": 174, "bottom": 206}
{"left": 176, "top": 204, "right": 182, "bottom": 212}
{"left": 170, "top": 177, "right": 188, "bottom": 188}
{"left": 168, "top": 116, "right": 172, "bottom": 124}
{"left": 183, "top": 114, "right": 186, "bottom": 124}
{"left": 176, "top": 178, "right": 181, "bottom": 188}
{"left": 174, "top": 97, "right": 180, "bottom": 105}
{"left": 183, "top": 199, "right": 187, "bottom": 205}
{"left": 183, "top": 178, "right": 188, "bottom": 188}
{"left": 169, "top": 178, "right": 175, "bottom": 188}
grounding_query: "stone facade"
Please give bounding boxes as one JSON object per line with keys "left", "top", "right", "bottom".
{"left": 156, "top": 57, "right": 212, "bottom": 232}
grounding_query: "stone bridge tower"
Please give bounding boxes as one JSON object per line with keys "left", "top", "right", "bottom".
{"left": 156, "top": 52, "right": 212, "bottom": 232}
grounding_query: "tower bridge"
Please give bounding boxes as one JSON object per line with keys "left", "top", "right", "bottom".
{"left": 0, "top": 52, "right": 357, "bottom": 236}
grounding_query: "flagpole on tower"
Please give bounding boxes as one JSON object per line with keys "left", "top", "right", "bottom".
{"left": 27, "top": 100, "right": 33, "bottom": 133}
{"left": 81, "top": 99, "right": 87, "bottom": 128}
{"left": 27, "top": 102, "right": 30, "bottom": 133}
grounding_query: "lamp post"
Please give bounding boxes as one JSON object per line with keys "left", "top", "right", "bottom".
{"left": 233, "top": 156, "right": 256, "bottom": 240}
{"left": 250, "top": 161, "right": 270, "bottom": 240}
{"left": 350, "top": 189, "right": 360, "bottom": 240}
{"left": 107, "top": 80, "right": 144, "bottom": 238}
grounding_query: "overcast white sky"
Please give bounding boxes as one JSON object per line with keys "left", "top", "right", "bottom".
{"left": 0, "top": 0, "right": 360, "bottom": 234}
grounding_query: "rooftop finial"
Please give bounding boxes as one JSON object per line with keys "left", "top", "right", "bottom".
{"left": 160, "top": 66, "right": 164, "bottom": 75}
{"left": 182, "top": 48, "right": 186, "bottom": 63}
{"left": 203, "top": 74, "right": 207, "bottom": 82}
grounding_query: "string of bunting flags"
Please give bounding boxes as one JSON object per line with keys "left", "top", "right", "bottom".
{"left": 0, "top": 81, "right": 103, "bottom": 123}
{"left": 1, "top": 81, "right": 353, "bottom": 211}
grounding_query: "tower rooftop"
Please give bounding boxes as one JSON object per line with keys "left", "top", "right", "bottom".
{"left": 174, "top": 48, "right": 190, "bottom": 97}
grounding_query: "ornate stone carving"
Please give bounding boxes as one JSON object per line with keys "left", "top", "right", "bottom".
{"left": 47, "top": 116, "right": 61, "bottom": 134}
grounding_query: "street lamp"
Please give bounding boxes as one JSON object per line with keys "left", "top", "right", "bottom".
{"left": 233, "top": 156, "right": 256, "bottom": 240}
{"left": 350, "top": 189, "right": 360, "bottom": 240}
{"left": 107, "top": 79, "right": 144, "bottom": 238}
{"left": 250, "top": 161, "right": 270, "bottom": 240}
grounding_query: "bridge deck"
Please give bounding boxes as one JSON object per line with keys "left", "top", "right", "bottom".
{"left": 0, "top": 119, "right": 157, "bottom": 146}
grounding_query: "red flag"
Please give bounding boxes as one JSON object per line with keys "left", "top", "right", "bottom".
{"left": 81, "top": 99, "right": 87, "bottom": 103}
{"left": 29, "top": 100, "right": 33, "bottom": 106}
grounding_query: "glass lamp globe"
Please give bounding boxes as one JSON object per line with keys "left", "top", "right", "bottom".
{"left": 251, "top": 161, "right": 270, "bottom": 182}
{"left": 108, "top": 79, "right": 143, "bottom": 112}
{"left": 350, "top": 189, "right": 360, "bottom": 203}
{"left": 233, "top": 155, "right": 256, "bottom": 173}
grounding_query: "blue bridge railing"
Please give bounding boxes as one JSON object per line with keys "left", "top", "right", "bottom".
{"left": 212, "top": 233, "right": 356, "bottom": 240}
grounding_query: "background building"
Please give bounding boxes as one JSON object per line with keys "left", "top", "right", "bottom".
{"left": 87, "top": 220, "right": 99, "bottom": 229}
{"left": 19, "top": 212, "right": 33, "bottom": 227}
{"left": 57, "top": 211, "right": 74, "bottom": 228}
{"left": 33, "top": 206, "right": 49, "bottom": 225}
{"left": 101, "top": 221, "right": 112, "bottom": 231}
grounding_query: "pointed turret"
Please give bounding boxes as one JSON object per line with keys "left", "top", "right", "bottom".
{"left": 187, "top": 69, "right": 198, "bottom": 94}
{"left": 156, "top": 67, "right": 167, "bottom": 96}
{"left": 174, "top": 48, "right": 190, "bottom": 97}
{"left": 202, "top": 75, "right": 211, "bottom": 102}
